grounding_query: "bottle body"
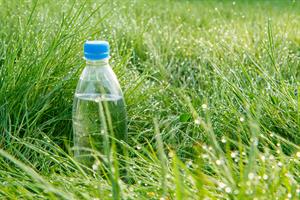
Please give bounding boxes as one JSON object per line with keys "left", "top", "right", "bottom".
{"left": 72, "top": 60, "right": 127, "bottom": 166}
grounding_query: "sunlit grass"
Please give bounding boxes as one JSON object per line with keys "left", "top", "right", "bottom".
{"left": 0, "top": 0, "right": 299, "bottom": 199}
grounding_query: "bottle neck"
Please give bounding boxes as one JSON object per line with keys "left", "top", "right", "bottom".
{"left": 86, "top": 58, "right": 109, "bottom": 67}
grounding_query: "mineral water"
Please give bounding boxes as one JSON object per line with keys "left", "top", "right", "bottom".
{"left": 73, "top": 93, "right": 127, "bottom": 165}
{"left": 72, "top": 41, "right": 127, "bottom": 166}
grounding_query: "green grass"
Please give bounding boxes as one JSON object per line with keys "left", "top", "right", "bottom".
{"left": 0, "top": 0, "right": 299, "bottom": 199}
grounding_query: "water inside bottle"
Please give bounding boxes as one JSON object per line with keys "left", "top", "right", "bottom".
{"left": 73, "top": 93, "right": 127, "bottom": 166}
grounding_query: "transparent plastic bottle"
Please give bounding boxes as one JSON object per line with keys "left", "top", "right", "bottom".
{"left": 72, "top": 41, "right": 127, "bottom": 166}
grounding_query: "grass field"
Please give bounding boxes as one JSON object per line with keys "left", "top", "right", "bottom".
{"left": 0, "top": 0, "right": 299, "bottom": 199}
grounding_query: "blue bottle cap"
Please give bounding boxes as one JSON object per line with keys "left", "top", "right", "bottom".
{"left": 84, "top": 41, "right": 109, "bottom": 60}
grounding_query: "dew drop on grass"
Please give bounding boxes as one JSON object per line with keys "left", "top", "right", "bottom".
{"left": 201, "top": 104, "right": 208, "bottom": 110}
{"left": 186, "top": 160, "right": 193, "bottom": 167}
{"left": 251, "top": 137, "right": 258, "bottom": 146}
{"left": 136, "top": 145, "right": 142, "bottom": 150}
{"left": 221, "top": 136, "right": 226, "bottom": 143}
{"left": 168, "top": 151, "right": 174, "bottom": 158}
{"left": 248, "top": 172, "right": 255, "bottom": 180}
{"left": 285, "top": 173, "right": 293, "bottom": 179}
{"left": 149, "top": 166, "right": 153, "bottom": 172}
{"left": 231, "top": 151, "right": 238, "bottom": 158}
{"left": 225, "top": 187, "right": 231, "bottom": 193}
{"left": 202, "top": 154, "right": 209, "bottom": 159}
{"left": 218, "top": 182, "right": 226, "bottom": 189}
{"left": 276, "top": 149, "right": 280, "bottom": 154}
{"left": 276, "top": 143, "right": 281, "bottom": 147}
{"left": 194, "top": 118, "right": 201, "bottom": 125}
{"left": 92, "top": 163, "right": 98, "bottom": 171}
{"left": 216, "top": 159, "right": 223, "bottom": 166}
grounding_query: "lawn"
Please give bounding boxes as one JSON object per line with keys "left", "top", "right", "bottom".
{"left": 0, "top": 0, "right": 299, "bottom": 199}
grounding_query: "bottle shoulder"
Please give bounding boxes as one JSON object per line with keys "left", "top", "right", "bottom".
{"left": 76, "top": 66, "right": 122, "bottom": 96}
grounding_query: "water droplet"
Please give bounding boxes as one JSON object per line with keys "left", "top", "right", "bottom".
{"left": 221, "top": 136, "right": 226, "bottom": 143}
{"left": 225, "top": 187, "right": 232, "bottom": 193}
{"left": 201, "top": 104, "right": 208, "bottom": 110}
{"left": 194, "top": 118, "right": 201, "bottom": 125}
{"left": 202, "top": 154, "right": 209, "bottom": 159}
{"left": 276, "top": 149, "right": 280, "bottom": 154}
{"left": 216, "top": 159, "right": 223, "bottom": 166}
{"left": 276, "top": 143, "right": 280, "bottom": 147}
{"left": 92, "top": 163, "right": 98, "bottom": 171}
{"left": 218, "top": 182, "right": 226, "bottom": 189}
{"left": 186, "top": 160, "right": 193, "bottom": 167}
{"left": 136, "top": 145, "right": 142, "bottom": 150}
{"left": 248, "top": 172, "right": 255, "bottom": 180}
{"left": 231, "top": 151, "right": 238, "bottom": 158}
{"left": 168, "top": 151, "right": 174, "bottom": 158}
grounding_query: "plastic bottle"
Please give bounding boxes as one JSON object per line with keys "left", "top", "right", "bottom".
{"left": 72, "top": 41, "right": 127, "bottom": 166}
